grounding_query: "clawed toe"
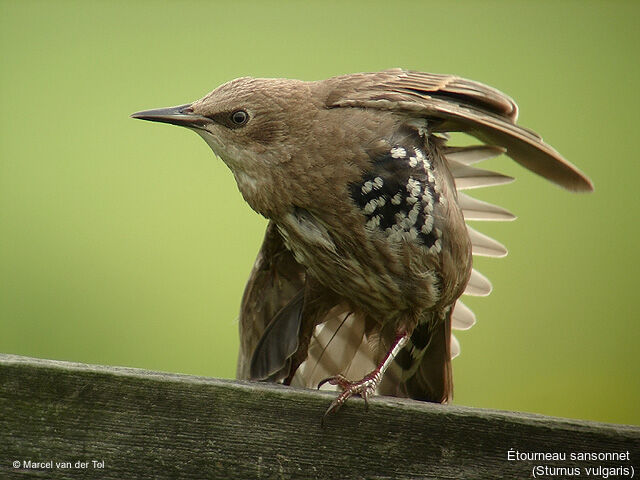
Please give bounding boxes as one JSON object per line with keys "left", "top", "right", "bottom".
{"left": 317, "top": 374, "right": 348, "bottom": 390}
{"left": 318, "top": 334, "right": 409, "bottom": 425}
{"left": 318, "top": 374, "right": 379, "bottom": 425}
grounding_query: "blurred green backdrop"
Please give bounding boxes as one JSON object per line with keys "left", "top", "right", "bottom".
{"left": 1, "top": 0, "right": 638, "bottom": 425}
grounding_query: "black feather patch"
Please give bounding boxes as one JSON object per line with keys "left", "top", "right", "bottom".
{"left": 409, "top": 321, "right": 431, "bottom": 350}
{"left": 349, "top": 135, "right": 443, "bottom": 251}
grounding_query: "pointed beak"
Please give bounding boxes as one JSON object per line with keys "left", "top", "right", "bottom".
{"left": 130, "top": 104, "right": 210, "bottom": 129}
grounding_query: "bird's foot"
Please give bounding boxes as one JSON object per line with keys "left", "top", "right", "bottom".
{"left": 317, "top": 371, "right": 381, "bottom": 425}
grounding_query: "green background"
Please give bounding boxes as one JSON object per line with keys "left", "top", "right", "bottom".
{"left": 1, "top": 1, "right": 638, "bottom": 425}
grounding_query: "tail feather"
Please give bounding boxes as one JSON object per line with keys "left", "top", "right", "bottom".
{"left": 403, "top": 315, "right": 453, "bottom": 403}
{"left": 292, "top": 308, "right": 375, "bottom": 389}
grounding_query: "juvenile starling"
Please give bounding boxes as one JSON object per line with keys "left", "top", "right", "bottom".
{"left": 132, "top": 69, "right": 593, "bottom": 418}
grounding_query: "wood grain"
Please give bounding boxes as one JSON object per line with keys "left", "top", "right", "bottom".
{"left": 1, "top": 354, "right": 637, "bottom": 479}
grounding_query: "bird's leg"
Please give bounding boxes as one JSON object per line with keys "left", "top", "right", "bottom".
{"left": 318, "top": 332, "right": 409, "bottom": 421}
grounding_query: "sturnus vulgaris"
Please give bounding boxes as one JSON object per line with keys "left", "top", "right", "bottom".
{"left": 132, "top": 69, "right": 593, "bottom": 418}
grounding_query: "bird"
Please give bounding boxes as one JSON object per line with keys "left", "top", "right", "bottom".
{"left": 132, "top": 69, "right": 593, "bottom": 420}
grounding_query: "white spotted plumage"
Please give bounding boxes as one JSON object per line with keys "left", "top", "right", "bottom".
{"left": 349, "top": 143, "right": 444, "bottom": 249}
{"left": 421, "top": 215, "right": 434, "bottom": 234}
{"left": 363, "top": 198, "right": 378, "bottom": 215}
{"left": 365, "top": 215, "right": 381, "bottom": 229}
{"left": 390, "top": 146, "right": 406, "bottom": 158}
{"left": 406, "top": 177, "right": 421, "bottom": 197}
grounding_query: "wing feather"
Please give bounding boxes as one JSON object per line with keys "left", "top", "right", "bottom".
{"left": 322, "top": 68, "right": 593, "bottom": 192}
{"left": 464, "top": 268, "right": 493, "bottom": 296}
{"left": 448, "top": 161, "right": 515, "bottom": 190}
{"left": 451, "top": 300, "right": 476, "bottom": 331}
{"left": 236, "top": 222, "right": 306, "bottom": 380}
{"left": 467, "top": 225, "right": 508, "bottom": 258}
{"left": 444, "top": 145, "right": 506, "bottom": 165}
{"left": 459, "top": 193, "right": 516, "bottom": 222}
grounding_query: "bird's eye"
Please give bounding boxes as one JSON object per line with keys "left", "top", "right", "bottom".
{"left": 231, "top": 110, "right": 249, "bottom": 126}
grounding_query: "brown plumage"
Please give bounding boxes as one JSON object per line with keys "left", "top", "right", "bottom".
{"left": 132, "top": 69, "right": 593, "bottom": 416}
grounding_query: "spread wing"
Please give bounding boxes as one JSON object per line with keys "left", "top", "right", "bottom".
{"left": 236, "top": 221, "right": 306, "bottom": 380}
{"left": 237, "top": 221, "right": 346, "bottom": 384}
{"left": 240, "top": 70, "right": 593, "bottom": 402}
{"left": 319, "top": 68, "right": 593, "bottom": 192}
{"left": 296, "top": 69, "right": 593, "bottom": 401}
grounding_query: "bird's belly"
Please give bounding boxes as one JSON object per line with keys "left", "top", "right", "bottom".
{"left": 277, "top": 210, "right": 444, "bottom": 317}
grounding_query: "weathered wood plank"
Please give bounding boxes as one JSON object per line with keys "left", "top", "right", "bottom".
{"left": 0, "top": 353, "right": 637, "bottom": 479}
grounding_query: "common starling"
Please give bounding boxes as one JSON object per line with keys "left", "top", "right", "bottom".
{"left": 132, "top": 69, "right": 593, "bottom": 418}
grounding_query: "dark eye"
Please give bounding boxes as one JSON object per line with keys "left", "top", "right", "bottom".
{"left": 231, "top": 110, "right": 249, "bottom": 126}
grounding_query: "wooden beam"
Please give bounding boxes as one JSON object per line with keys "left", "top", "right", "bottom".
{"left": 1, "top": 353, "right": 637, "bottom": 479}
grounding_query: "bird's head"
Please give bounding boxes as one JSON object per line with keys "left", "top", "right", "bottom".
{"left": 132, "top": 77, "right": 316, "bottom": 217}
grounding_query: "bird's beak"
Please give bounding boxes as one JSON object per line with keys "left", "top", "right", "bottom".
{"left": 130, "top": 104, "right": 210, "bottom": 130}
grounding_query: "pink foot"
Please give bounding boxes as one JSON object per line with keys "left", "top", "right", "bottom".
{"left": 317, "top": 370, "right": 382, "bottom": 424}
{"left": 317, "top": 333, "right": 409, "bottom": 426}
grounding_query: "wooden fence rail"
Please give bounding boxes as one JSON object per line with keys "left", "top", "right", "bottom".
{"left": 0, "top": 353, "right": 637, "bottom": 479}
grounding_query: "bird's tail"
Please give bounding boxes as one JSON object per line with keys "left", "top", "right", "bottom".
{"left": 291, "top": 306, "right": 457, "bottom": 403}
{"left": 399, "top": 312, "right": 453, "bottom": 402}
